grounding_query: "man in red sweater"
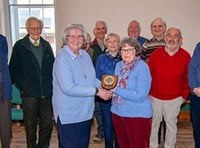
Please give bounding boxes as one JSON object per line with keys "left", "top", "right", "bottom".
{"left": 148, "top": 27, "right": 191, "bottom": 148}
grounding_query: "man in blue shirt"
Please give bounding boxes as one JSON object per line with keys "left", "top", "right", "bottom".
{"left": 127, "top": 20, "right": 148, "bottom": 45}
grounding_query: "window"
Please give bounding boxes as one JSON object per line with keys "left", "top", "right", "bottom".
{"left": 9, "top": 0, "right": 56, "bottom": 54}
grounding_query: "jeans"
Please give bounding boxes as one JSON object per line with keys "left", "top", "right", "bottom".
{"left": 100, "top": 100, "right": 119, "bottom": 148}
{"left": 190, "top": 94, "right": 200, "bottom": 148}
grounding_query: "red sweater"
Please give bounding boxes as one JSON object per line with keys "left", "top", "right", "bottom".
{"left": 148, "top": 47, "right": 191, "bottom": 100}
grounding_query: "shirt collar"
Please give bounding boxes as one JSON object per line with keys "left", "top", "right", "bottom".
{"left": 151, "top": 37, "right": 165, "bottom": 42}
{"left": 165, "top": 46, "right": 179, "bottom": 56}
{"left": 64, "top": 45, "right": 83, "bottom": 60}
{"left": 107, "top": 52, "right": 121, "bottom": 59}
{"left": 29, "top": 36, "right": 40, "bottom": 44}
{"left": 96, "top": 38, "right": 105, "bottom": 51}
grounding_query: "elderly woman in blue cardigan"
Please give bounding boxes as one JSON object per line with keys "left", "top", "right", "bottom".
{"left": 110, "top": 37, "right": 152, "bottom": 148}
{"left": 52, "top": 24, "right": 111, "bottom": 148}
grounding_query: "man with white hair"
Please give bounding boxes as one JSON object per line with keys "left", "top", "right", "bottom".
{"left": 148, "top": 27, "right": 191, "bottom": 148}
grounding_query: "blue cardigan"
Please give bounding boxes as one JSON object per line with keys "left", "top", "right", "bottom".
{"left": 189, "top": 42, "right": 200, "bottom": 91}
{"left": 52, "top": 45, "right": 100, "bottom": 124}
{"left": 0, "top": 34, "right": 12, "bottom": 99}
{"left": 111, "top": 59, "right": 152, "bottom": 118}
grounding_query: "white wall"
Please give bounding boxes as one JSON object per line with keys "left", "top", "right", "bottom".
{"left": 1, "top": 0, "right": 199, "bottom": 55}
{"left": 55, "top": 0, "right": 200, "bottom": 55}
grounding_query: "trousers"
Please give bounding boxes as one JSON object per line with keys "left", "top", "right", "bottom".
{"left": 150, "top": 96, "right": 183, "bottom": 148}
{"left": 0, "top": 84, "right": 12, "bottom": 148}
{"left": 22, "top": 96, "right": 53, "bottom": 148}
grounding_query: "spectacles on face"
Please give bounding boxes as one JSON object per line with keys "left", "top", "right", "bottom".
{"left": 121, "top": 47, "right": 135, "bottom": 54}
{"left": 67, "top": 35, "right": 84, "bottom": 40}
{"left": 166, "top": 34, "right": 180, "bottom": 40}
{"left": 29, "top": 27, "right": 42, "bottom": 31}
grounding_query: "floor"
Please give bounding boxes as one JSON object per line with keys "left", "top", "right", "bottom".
{"left": 10, "top": 119, "right": 194, "bottom": 148}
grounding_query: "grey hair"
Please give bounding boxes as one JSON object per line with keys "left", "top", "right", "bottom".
{"left": 62, "top": 23, "right": 87, "bottom": 45}
{"left": 25, "top": 17, "right": 43, "bottom": 29}
{"left": 94, "top": 20, "right": 108, "bottom": 30}
{"left": 120, "top": 37, "right": 141, "bottom": 55}
{"left": 165, "top": 27, "right": 182, "bottom": 38}
{"left": 151, "top": 17, "right": 167, "bottom": 28}
{"left": 104, "top": 32, "right": 120, "bottom": 47}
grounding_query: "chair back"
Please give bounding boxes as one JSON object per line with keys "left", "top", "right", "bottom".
{"left": 12, "top": 85, "right": 22, "bottom": 104}
{"left": 11, "top": 85, "right": 23, "bottom": 121}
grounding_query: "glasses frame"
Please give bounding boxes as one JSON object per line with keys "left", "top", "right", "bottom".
{"left": 121, "top": 47, "right": 135, "bottom": 54}
{"left": 67, "top": 35, "right": 84, "bottom": 40}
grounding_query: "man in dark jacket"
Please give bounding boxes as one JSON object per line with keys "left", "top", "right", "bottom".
{"left": 9, "top": 17, "right": 55, "bottom": 148}
{"left": 90, "top": 20, "right": 107, "bottom": 142}
{"left": 0, "top": 34, "right": 12, "bottom": 148}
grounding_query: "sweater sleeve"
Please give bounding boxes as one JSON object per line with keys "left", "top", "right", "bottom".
{"left": 182, "top": 51, "right": 192, "bottom": 100}
{"left": 9, "top": 42, "right": 22, "bottom": 89}
{"left": 188, "top": 43, "right": 200, "bottom": 90}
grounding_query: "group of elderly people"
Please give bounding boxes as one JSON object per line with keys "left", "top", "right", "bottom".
{"left": 4, "top": 16, "right": 199, "bottom": 148}
{"left": 51, "top": 17, "right": 194, "bottom": 148}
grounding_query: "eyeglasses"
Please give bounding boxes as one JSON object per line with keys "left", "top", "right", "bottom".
{"left": 29, "top": 27, "right": 42, "bottom": 31}
{"left": 67, "top": 35, "right": 84, "bottom": 40}
{"left": 121, "top": 47, "right": 135, "bottom": 53}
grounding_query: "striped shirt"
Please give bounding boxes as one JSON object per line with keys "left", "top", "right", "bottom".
{"left": 141, "top": 38, "right": 165, "bottom": 62}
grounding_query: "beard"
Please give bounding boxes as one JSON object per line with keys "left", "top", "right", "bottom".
{"left": 166, "top": 40, "right": 179, "bottom": 50}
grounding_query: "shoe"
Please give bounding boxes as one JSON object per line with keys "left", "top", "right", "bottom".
{"left": 93, "top": 135, "right": 103, "bottom": 143}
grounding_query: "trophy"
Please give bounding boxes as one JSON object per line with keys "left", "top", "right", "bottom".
{"left": 101, "top": 75, "right": 118, "bottom": 90}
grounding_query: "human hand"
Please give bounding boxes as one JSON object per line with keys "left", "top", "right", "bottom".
{"left": 193, "top": 87, "right": 200, "bottom": 97}
{"left": 109, "top": 86, "right": 117, "bottom": 93}
{"left": 97, "top": 88, "right": 112, "bottom": 100}
{"left": 149, "top": 95, "right": 153, "bottom": 101}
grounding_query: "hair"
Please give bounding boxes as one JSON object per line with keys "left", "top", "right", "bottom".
{"left": 166, "top": 27, "right": 182, "bottom": 38}
{"left": 94, "top": 20, "right": 108, "bottom": 30}
{"left": 150, "top": 17, "right": 167, "bottom": 28}
{"left": 104, "top": 32, "right": 120, "bottom": 46}
{"left": 62, "top": 23, "right": 87, "bottom": 45}
{"left": 25, "top": 16, "right": 43, "bottom": 29}
{"left": 120, "top": 37, "right": 141, "bottom": 55}
{"left": 127, "top": 20, "right": 141, "bottom": 37}
{"left": 128, "top": 20, "right": 141, "bottom": 29}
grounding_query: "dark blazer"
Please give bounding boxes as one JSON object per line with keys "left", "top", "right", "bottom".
{"left": 90, "top": 38, "right": 105, "bottom": 66}
{"left": 9, "top": 34, "right": 55, "bottom": 98}
{"left": 0, "top": 34, "right": 12, "bottom": 99}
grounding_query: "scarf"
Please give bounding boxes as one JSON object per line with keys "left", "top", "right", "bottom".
{"left": 112, "top": 56, "right": 140, "bottom": 105}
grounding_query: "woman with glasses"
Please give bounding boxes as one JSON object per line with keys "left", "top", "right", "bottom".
{"left": 110, "top": 37, "right": 152, "bottom": 148}
{"left": 52, "top": 24, "right": 111, "bottom": 148}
